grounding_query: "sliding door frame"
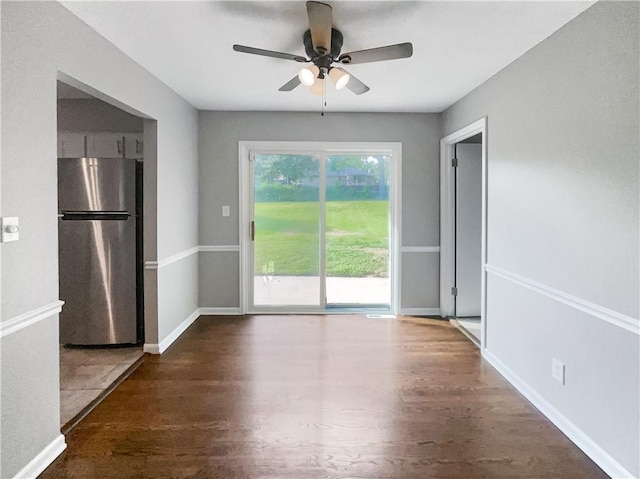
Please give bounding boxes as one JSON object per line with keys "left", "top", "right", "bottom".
{"left": 239, "top": 141, "right": 402, "bottom": 315}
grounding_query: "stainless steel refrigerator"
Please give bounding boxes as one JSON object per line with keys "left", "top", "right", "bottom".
{"left": 58, "top": 157, "right": 138, "bottom": 345}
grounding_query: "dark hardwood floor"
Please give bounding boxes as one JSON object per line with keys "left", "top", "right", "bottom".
{"left": 42, "top": 315, "right": 607, "bottom": 478}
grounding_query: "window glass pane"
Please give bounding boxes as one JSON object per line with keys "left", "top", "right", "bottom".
{"left": 253, "top": 154, "right": 320, "bottom": 306}
{"left": 325, "top": 154, "right": 390, "bottom": 306}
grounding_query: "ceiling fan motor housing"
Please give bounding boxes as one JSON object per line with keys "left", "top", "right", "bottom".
{"left": 304, "top": 28, "right": 344, "bottom": 69}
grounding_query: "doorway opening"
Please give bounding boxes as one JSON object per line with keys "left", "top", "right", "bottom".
{"left": 56, "top": 79, "right": 148, "bottom": 430}
{"left": 452, "top": 136, "right": 482, "bottom": 344}
{"left": 240, "top": 142, "right": 401, "bottom": 314}
{"left": 440, "top": 119, "right": 487, "bottom": 348}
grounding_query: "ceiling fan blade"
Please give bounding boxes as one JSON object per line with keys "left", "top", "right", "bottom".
{"left": 233, "top": 44, "right": 308, "bottom": 63}
{"left": 306, "top": 1, "right": 332, "bottom": 55}
{"left": 338, "top": 42, "right": 413, "bottom": 65}
{"left": 278, "top": 76, "right": 302, "bottom": 92}
{"left": 338, "top": 68, "right": 370, "bottom": 95}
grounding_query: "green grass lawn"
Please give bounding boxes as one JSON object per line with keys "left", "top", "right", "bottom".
{"left": 254, "top": 200, "right": 389, "bottom": 277}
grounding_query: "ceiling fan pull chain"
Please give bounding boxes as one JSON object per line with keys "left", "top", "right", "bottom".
{"left": 324, "top": 78, "right": 327, "bottom": 108}
{"left": 321, "top": 78, "right": 326, "bottom": 116}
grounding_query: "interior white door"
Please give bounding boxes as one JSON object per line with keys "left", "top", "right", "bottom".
{"left": 455, "top": 143, "right": 482, "bottom": 317}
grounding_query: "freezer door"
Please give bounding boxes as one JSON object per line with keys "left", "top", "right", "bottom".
{"left": 59, "top": 217, "right": 137, "bottom": 345}
{"left": 58, "top": 157, "right": 136, "bottom": 213}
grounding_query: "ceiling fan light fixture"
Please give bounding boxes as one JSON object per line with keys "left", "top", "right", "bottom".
{"left": 233, "top": 1, "right": 414, "bottom": 98}
{"left": 309, "top": 78, "right": 325, "bottom": 96}
{"left": 329, "top": 67, "right": 350, "bottom": 90}
{"left": 298, "top": 65, "right": 319, "bottom": 87}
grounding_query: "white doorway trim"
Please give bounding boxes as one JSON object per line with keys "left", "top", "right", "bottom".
{"left": 439, "top": 118, "right": 487, "bottom": 349}
{"left": 239, "top": 141, "right": 402, "bottom": 315}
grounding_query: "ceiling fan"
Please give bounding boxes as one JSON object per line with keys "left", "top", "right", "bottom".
{"left": 232, "top": 1, "right": 413, "bottom": 96}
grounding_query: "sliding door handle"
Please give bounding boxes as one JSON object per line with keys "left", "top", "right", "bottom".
{"left": 250, "top": 220, "right": 255, "bottom": 241}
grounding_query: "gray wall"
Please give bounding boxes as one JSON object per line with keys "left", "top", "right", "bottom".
{"left": 3, "top": 1, "right": 636, "bottom": 477}
{"left": 198, "top": 112, "right": 441, "bottom": 309}
{"left": 57, "top": 97, "right": 143, "bottom": 132}
{"left": 1, "top": 2, "right": 199, "bottom": 477}
{"left": 0, "top": 319, "right": 61, "bottom": 477}
{"left": 443, "top": 1, "right": 639, "bottom": 475}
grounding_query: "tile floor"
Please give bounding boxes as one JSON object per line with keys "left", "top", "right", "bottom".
{"left": 59, "top": 345, "right": 144, "bottom": 426}
{"left": 456, "top": 317, "right": 481, "bottom": 343}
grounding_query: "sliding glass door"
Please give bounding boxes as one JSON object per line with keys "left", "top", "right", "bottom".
{"left": 246, "top": 146, "right": 395, "bottom": 313}
{"left": 251, "top": 152, "right": 322, "bottom": 309}
{"left": 325, "top": 154, "right": 390, "bottom": 307}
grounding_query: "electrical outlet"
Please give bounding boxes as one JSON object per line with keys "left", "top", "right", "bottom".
{"left": 552, "top": 358, "right": 565, "bottom": 385}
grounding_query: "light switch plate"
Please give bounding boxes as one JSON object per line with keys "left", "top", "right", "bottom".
{"left": 1, "top": 217, "right": 19, "bottom": 242}
{"left": 552, "top": 358, "right": 565, "bottom": 385}
{"left": 222, "top": 205, "right": 230, "bottom": 217}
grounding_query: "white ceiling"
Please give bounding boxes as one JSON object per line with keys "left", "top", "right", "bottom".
{"left": 61, "top": 1, "right": 594, "bottom": 113}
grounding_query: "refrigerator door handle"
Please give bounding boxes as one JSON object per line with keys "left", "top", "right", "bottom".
{"left": 62, "top": 212, "right": 130, "bottom": 221}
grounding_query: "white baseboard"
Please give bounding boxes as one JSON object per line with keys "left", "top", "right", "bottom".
{"left": 142, "top": 343, "right": 161, "bottom": 354}
{"left": 399, "top": 308, "right": 440, "bottom": 316}
{"left": 143, "top": 309, "right": 200, "bottom": 355}
{"left": 13, "top": 434, "right": 66, "bottom": 479}
{"left": 198, "top": 307, "right": 242, "bottom": 316}
{"left": 483, "top": 349, "right": 635, "bottom": 479}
